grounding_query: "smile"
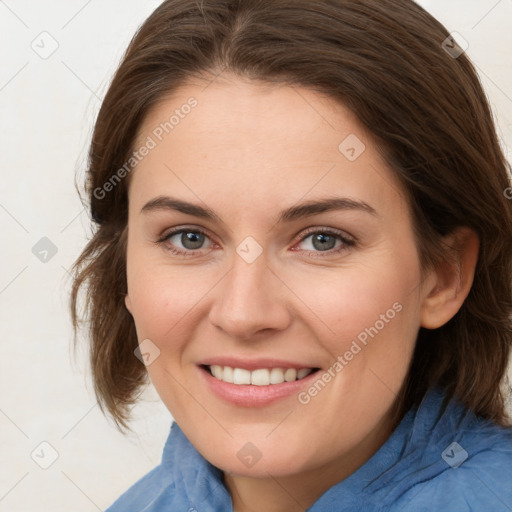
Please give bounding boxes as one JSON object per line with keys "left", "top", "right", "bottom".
{"left": 198, "top": 362, "right": 322, "bottom": 407}
{"left": 207, "top": 365, "right": 316, "bottom": 385}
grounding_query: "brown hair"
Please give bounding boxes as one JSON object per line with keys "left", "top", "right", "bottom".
{"left": 70, "top": 0, "right": 512, "bottom": 430}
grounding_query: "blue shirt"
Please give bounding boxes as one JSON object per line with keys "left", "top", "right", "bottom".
{"left": 106, "top": 387, "right": 512, "bottom": 511}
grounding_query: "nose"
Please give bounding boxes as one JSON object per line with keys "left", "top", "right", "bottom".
{"left": 208, "top": 252, "right": 291, "bottom": 341}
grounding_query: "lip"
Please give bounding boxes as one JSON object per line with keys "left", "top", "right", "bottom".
{"left": 197, "top": 364, "right": 321, "bottom": 407}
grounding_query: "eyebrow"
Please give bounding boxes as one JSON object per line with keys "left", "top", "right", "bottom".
{"left": 140, "top": 195, "right": 377, "bottom": 223}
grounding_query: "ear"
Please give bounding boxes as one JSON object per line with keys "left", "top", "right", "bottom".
{"left": 420, "top": 227, "right": 479, "bottom": 329}
{"left": 125, "top": 294, "right": 133, "bottom": 314}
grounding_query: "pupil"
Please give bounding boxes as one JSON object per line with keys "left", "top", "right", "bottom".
{"left": 182, "top": 231, "right": 204, "bottom": 249}
{"left": 313, "top": 233, "right": 335, "bottom": 251}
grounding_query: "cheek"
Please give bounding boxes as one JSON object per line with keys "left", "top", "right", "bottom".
{"left": 125, "top": 260, "right": 211, "bottom": 404}
{"left": 126, "top": 256, "right": 215, "bottom": 343}
{"left": 288, "top": 254, "right": 421, "bottom": 367}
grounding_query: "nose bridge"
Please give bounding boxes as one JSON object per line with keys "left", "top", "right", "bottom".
{"left": 208, "top": 248, "right": 290, "bottom": 339}
{"left": 228, "top": 250, "right": 272, "bottom": 303}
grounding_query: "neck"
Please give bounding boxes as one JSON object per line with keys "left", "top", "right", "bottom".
{"left": 223, "top": 408, "right": 400, "bottom": 512}
{"left": 224, "top": 464, "right": 346, "bottom": 512}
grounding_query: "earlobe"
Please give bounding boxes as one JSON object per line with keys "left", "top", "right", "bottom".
{"left": 125, "top": 294, "right": 133, "bottom": 314}
{"left": 420, "top": 227, "right": 479, "bottom": 329}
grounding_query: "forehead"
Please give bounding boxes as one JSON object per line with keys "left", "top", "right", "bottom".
{"left": 129, "top": 77, "right": 406, "bottom": 217}
{"left": 137, "top": 76, "right": 370, "bottom": 155}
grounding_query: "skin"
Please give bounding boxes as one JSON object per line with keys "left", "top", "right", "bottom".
{"left": 124, "top": 75, "right": 479, "bottom": 512}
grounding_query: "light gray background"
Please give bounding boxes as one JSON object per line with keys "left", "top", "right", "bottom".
{"left": 1, "top": 1, "right": 511, "bottom": 511}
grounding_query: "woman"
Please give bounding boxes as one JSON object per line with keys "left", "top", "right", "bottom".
{"left": 70, "top": 0, "right": 512, "bottom": 510}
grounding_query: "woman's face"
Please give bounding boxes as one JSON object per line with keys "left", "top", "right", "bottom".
{"left": 124, "top": 76, "right": 435, "bottom": 480}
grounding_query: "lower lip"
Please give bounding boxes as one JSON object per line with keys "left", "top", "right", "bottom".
{"left": 198, "top": 365, "right": 320, "bottom": 407}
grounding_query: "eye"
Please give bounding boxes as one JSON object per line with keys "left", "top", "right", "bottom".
{"left": 293, "top": 228, "right": 355, "bottom": 256}
{"left": 157, "top": 227, "right": 214, "bottom": 255}
{"left": 156, "top": 226, "right": 355, "bottom": 257}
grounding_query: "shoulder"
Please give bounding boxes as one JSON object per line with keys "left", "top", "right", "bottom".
{"left": 393, "top": 413, "right": 512, "bottom": 511}
{"left": 103, "top": 421, "right": 230, "bottom": 511}
{"left": 104, "top": 424, "right": 179, "bottom": 511}
{"left": 104, "top": 464, "right": 176, "bottom": 512}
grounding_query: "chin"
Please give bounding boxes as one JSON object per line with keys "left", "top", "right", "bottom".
{"left": 192, "top": 430, "right": 318, "bottom": 478}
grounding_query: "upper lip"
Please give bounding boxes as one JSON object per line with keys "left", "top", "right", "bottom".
{"left": 199, "top": 357, "right": 320, "bottom": 371}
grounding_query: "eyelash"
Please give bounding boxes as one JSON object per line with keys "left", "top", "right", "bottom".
{"left": 155, "top": 226, "right": 356, "bottom": 258}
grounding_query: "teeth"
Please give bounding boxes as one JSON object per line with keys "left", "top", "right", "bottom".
{"left": 297, "top": 368, "right": 311, "bottom": 379}
{"left": 211, "top": 365, "right": 223, "bottom": 380}
{"left": 284, "top": 368, "right": 297, "bottom": 382}
{"left": 208, "top": 365, "right": 314, "bottom": 385}
{"left": 270, "top": 368, "right": 285, "bottom": 384}
{"left": 233, "top": 368, "right": 251, "bottom": 385}
{"left": 251, "top": 369, "right": 269, "bottom": 386}
{"left": 223, "top": 366, "right": 234, "bottom": 383}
